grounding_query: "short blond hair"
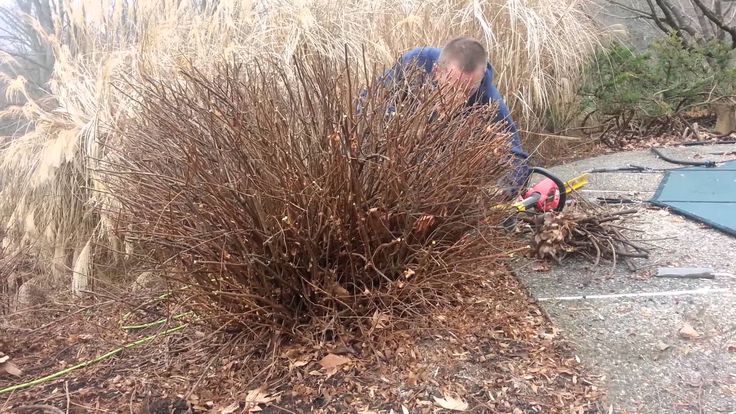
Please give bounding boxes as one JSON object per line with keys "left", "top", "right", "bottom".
{"left": 438, "top": 37, "right": 488, "bottom": 73}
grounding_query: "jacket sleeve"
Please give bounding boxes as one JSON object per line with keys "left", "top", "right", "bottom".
{"left": 485, "top": 83, "right": 530, "bottom": 195}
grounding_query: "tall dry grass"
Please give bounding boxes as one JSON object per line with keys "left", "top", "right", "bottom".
{"left": 0, "top": 0, "right": 608, "bottom": 293}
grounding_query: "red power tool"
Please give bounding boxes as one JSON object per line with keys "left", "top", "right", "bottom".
{"left": 514, "top": 167, "right": 580, "bottom": 212}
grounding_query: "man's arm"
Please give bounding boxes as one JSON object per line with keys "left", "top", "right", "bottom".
{"left": 485, "top": 83, "right": 530, "bottom": 196}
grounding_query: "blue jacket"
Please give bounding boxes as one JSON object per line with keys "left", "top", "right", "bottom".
{"left": 382, "top": 47, "right": 530, "bottom": 193}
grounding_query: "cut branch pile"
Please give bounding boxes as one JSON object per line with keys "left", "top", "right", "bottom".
{"left": 522, "top": 201, "right": 648, "bottom": 270}
{"left": 98, "top": 54, "right": 519, "bottom": 346}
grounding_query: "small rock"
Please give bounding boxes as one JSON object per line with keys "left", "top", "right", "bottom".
{"left": 131, "top": 271, "right": 166, "bottom": 292}
{"left": 15, "top": 278, "right": 47, "bottom": 310}
{"left": 679, "top": 323, "right": 700, "bottom": 339}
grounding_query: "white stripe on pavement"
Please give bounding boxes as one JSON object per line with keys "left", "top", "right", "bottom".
{"left": 538, "top": 287, "right": 730, "bottom": 302}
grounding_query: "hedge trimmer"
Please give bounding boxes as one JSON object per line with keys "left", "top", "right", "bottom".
{"left": 511, "top": 167, "right": 590, "bottom": 213}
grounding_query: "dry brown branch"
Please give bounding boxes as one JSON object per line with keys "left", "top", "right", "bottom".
{"left": 520, "top": 198, "right": 647, "bottom": 267}
{"left": 14, "top": 405, "right": 64, "bottom": 414}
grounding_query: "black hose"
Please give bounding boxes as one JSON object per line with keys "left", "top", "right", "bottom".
{"left": 596, "top": 197, "right": 640, "bottom": 204}
{"left": 651, "top": 147, "right": 716, "bottom": 168}
{"left": 589, "top": 165, "right": 650, "bottom": 173}
{"left": 681, "top": 140, "right": 736, "bottom": 147}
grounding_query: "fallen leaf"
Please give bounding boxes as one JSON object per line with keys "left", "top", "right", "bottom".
{"left": 0, "top": 355, "right": 8, "bottom": 364}
{"left": 1, "top": 361, "right": 22, "bottom": 377}
{"left": 402, "top": 405, "right": 410, "bottom": 414}
{"left": 433, "top": 395, "right": 468, "bottom": 411}
{"left": 319, "top": 353, "right": 351, "bottom": 371}
{"left": 220, "top": 402, "right": 239, "bottom": 414}
{"left": 679, "top": 323, "right": 700, "bottom": 339}
{"left": 246, "top": 386, "right": 275, "bottom": 404}
{"left": 371, "top": 311, "right": 390, "bottom": 330}
{"left": 242, "top": 385, "right": 277, "bottom": 412}
{"left": 326, "top": 280, "right": 350, "bottom": 299}
{"left": 531, "top": 261, "right": 550, "bottom": 272}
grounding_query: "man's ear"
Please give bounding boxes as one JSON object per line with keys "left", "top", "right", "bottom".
{"left": 473, "top": 65, "right": 486, "bottom": 83}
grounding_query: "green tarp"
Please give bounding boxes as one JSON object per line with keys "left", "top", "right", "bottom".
{"left": 650, "top": 160, "right": 736, "bottom": 237}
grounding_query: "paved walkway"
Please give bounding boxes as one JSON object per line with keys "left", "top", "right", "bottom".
{"left": 513, "top": 144, "right": 736, "bottom": 413}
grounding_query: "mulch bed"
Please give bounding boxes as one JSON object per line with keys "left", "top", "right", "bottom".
{"left": 0, "top": 267, "right": 603, "bottom": 413}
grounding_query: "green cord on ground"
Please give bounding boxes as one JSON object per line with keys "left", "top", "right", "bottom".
{"left": 121, "top": 312, "right": 194, "bottom": 330}
{"left": 0, "top": 324, "right": 187, "bottom": 395}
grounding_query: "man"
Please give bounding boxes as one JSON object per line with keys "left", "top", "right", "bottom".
{"left": 381, "top": 37, "right": 557, "bottom": 208}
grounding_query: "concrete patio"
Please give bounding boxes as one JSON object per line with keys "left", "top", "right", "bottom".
{"left": 513, "top": 143, "right": 736, "bottom": 413}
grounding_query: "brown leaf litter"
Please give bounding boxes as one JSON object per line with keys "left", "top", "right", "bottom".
{"left": 0, "top": 268, "right": 603, "bottom": 413}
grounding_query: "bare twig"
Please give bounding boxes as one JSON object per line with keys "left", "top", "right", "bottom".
{"left": 14, "top": 405, "right": 64, "bottom": 414}
{"left": 691, "top": 0, "right": 736, "bottom": 47}
{"left": 129, "top": 385, "right": 136, "bottom": 414}
{"left": 64, "top": 381, "right": 70, "bottom": 414}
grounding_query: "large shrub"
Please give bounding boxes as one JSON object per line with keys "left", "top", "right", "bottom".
{"left": 100, "top": 56, "right": 517, "bottom": 341}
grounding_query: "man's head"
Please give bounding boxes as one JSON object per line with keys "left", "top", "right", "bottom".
{"left": 434, "top": 37, "right": 488, "bottom": 104}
